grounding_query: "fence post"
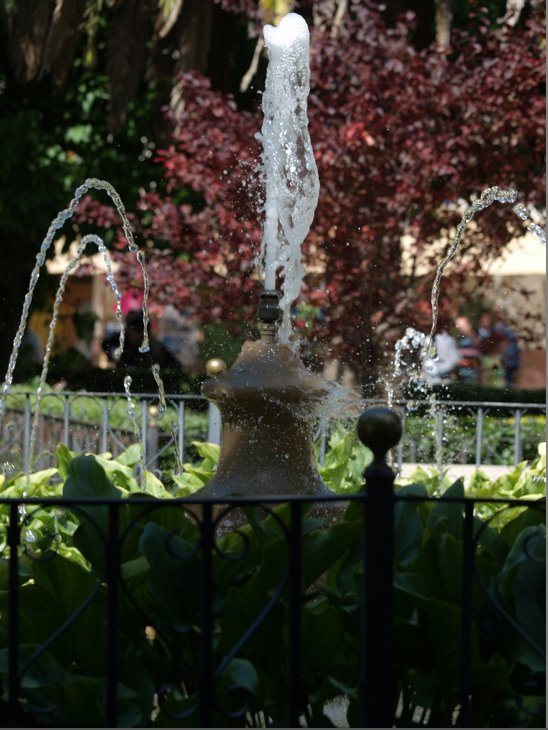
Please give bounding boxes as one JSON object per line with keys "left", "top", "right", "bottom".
{"left": 207, "top": 402, "right": 222, "bottom": 445}
{"left": 200, "top": 503, "right": 214, "bottom": 727}
{"left": 205, "top": 359, "right": 227, "bottom": 445}
{"left": 23, "top": 395, "right": 31, "bottom": 474}
{"left": 146, "top": 405, "right": 159, "bottom": 470}
{"left": 357, "top": 407, "right": 402, "bottom": 728}
{"left": 8, "top": 503, "right": 20, "bottom": 727}
{"left": 288, "top": 502, "right": 303, "bottom": 727}
{"left": 475, "top": 407, "right": 484, "bottom": 467}
{"left": 513, "top": 408, "right": 522, "bottom": 465}
{"left": 105, "top": 503, "right": 120, "bottom": 727}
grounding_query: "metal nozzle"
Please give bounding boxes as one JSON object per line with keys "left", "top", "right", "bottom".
{"left": 258, "top": 290, "right": 281, "bottom": 343}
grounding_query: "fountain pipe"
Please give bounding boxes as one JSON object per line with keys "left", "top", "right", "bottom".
{"left": 257, "top": 289, "right": 281, "bottom": 343}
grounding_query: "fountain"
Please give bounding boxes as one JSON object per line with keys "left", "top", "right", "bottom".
{"left": 0, "top": 12, "right": 543, "bottom": 495}
{"left": 199, "top": 13, "right": 333, "bottom": 498}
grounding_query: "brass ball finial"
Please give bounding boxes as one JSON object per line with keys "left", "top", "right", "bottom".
{"left": 357, "top": 407, "right": 402, "bottom": 462}
{"left": 206, "top": 358, "right": 227, "bottom": 376}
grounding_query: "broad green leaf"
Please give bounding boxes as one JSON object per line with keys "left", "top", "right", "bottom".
{"left": 394, "top": 484, "right": 428, "bottom": 566}
{"left": 301, "top": 598, "right": 351, "bottom": 675}
{"left": 56, "top": 442, "right": 74, "bottom": 481}
{"left": 63, "top": 455, "right": 120, "bottom": 574}
{"left": 0, "top": 646, "right": 105, "bottom": 726}
{"left": 139, "top": 522, "right": 201, "bottom": 633}
{"left": 114, "top": 443, "right": 142, "bottom": 467}
{"left": 500, "top": 501, "right": 546, "bottom": 545}
{"left": 497, "top": 525, "right": 546, "bottom": 671}
{"left": 18, "top": 554, "right": 104, "bottom": 675}
{"left": 193, "top": 440, "right": 220, "bottom": 463}
{"left": 426, "top": 479, "right": 465, "bottom": 538}
{"left": 141, "top": 469, "right": 171, "bottom": 498}
{"left": 219, "top": 657, "right": 259, "bottom": 695}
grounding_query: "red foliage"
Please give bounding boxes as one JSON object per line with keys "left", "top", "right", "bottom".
{"left": 83, "top": 3, "right": 545, "bottom": 381}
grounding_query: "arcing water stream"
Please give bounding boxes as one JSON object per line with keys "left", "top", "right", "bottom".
{"left": 0, "top": 179, "right": 153, "bottom": 427}
{"left": 27, "top": 233, "right": 126, "bottom": 466}
{"left": 427, "top": 185, "right": 546, "bottom": 359}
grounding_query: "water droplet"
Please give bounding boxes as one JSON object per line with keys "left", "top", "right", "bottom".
{"left": 513, "top": 203, "right": 529, "bottom": 221}
{"left": 527, "top": 223, "right": 546, "bottom": 246}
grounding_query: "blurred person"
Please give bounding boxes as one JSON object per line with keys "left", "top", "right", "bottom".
{"left": 477, "top": 310, "right": 503, "bottom": 386}
{"left": 478, "top": 310, "right": 521, "bottom": 388}
{"left": 118, "top": 310, "right": 181, "bottom": 372}
{"left": 13, "top": 328, "right": 43, "bottom": 381}
{"left": 495, "top": 319, "right": 520, "bottom": 389}
{"left": 157, "top": 304, "right": 201, "bottom": 369}
{"left": 101, "top": 320, "right": 122, "bottom": 365}
{"left": 455, "top": 315, "right": 482, "bottom": 384}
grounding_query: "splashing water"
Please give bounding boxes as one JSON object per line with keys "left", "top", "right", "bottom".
{"left": 387, "top": 327, "right": 430, "bottom": 408}
{"left": 258, "top": 13, "right": 320, "bottom": 343}
{"left": 393, "top": 328, "right": 429, "bottom": 377}
{"left": 0, "top": 178, "right": 152, "bottom": 423}
{"left": 388, "top": 327, "right": 450, "bottom": 481}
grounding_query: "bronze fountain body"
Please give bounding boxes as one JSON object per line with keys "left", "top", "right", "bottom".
{"left": 198, "top": 290, "right": 332, "bottom": 498}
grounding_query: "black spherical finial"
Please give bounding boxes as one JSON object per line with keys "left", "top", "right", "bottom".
{"left": 357, "top": 407, "right": 402, "bottom": 462}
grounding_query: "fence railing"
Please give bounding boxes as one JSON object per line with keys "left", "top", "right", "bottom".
{"left": 0, "top": 391, "right": 545, "bottom": 476}
{"left": 0, "top": 410, "right": 545, "bottom": 727}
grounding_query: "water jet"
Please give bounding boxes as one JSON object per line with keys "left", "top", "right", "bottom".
{"left": 198, "top": 14, "right": 334, "bottom": 499}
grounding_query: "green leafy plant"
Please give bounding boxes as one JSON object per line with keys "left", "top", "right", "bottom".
{"left": 0, "top": 439, "right": 544, "bottom": 727}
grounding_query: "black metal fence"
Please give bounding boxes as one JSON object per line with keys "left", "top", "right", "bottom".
{"left": 1, "top": 453, "right": 544, "bottom": 726}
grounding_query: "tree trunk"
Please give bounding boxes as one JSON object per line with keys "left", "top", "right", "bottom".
{"left": 504, "top": 0, "right": 527, "bottom": 26}
{"left": 434, "top": 0, "right": 452, "bottom": 49}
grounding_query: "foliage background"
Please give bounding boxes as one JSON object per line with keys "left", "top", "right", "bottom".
{"left": 0, "top": 0, "right": 545, "bottom": 384}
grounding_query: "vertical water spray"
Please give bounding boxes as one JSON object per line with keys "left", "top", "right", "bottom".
{"left": 258, "top": 13, "right": 320, "bottom": 342}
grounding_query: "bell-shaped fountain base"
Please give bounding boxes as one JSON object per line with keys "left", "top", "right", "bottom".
{"left": 199, "top": 340, "right": 332, "bottom": 497}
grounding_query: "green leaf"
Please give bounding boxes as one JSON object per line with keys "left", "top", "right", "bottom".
{"left": 497, "top": 525, "right": 546, "bottom": 671}
{"left": 18, "top": 554, "right": 104, "bottom": 674}
{"left": 139, "top": 522, "right": 201, "bottom": 633}
{"left": 63, "top": 455, "right": 120, "bottom": 573}
{"left": 426, "top": 479, "right": 465, "bottom": 538}
{"left": 193, "top": 440, "right": 220, "bottom": 463}
{"left": 0, "top": 646, "right": 105, "bottom": 726}
{"left": 500, "top": 501, "right": 546, "bottom": 546}
{"left": 301, "top": 599, "right": 351, "bottom": 676}
{"left": 220, "top": 657, "right": 259, "bottom": 695}
{"left": 115, "top": 443, "right": 142, "bottom": 467}
{"left": 394, "top": 484, "right": 428, "bottom": 566}
{"left": 140, "top": 469, "right": 171, "bottom": 498}
{"left": 56, "top": 442, "right": 74, "bottom": 481}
